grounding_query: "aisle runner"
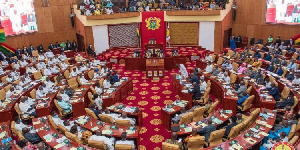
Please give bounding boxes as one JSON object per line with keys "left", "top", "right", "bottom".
{"left": 111, "top": 61, "right": 197, "bottom": 149}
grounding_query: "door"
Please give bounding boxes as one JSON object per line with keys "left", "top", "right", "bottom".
{"left": 76, "top": 33, "right": 85, "bottom": 52}
{"left": 223, "top": 28, "right": 232, "bottom": 48}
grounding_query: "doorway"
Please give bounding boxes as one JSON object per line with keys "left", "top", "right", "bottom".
{"left": 223, "top": 28, "right": 232, "bottom": 48}
{"left": 76, "top": 33, "right": 85, "bottom": 52}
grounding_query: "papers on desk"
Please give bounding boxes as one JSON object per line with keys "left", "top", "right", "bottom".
{"left": 75, "top": 116, "right": 88, "bottom": 125}
{"left": 182, "top": 90, "right": 188, "bottom": 93}
{"left": 230, "top": 144, "right": 243, "bottom": 150}
{"left": 172, "top": 100, "right": 188, "bottom": 107}
{"left": 43, "top": 134, "right": 54, "bottom": 142}
{"left": 102, "top": 130, "right": 113, "bottom": 135}
{"left": 36, "top": 102, "right": 47, "bottom": 108}
{"left": 91, "top": 126, "right": 99, "bottom": 131}
{"left": 107, "top": 105, "right": 115, "bottom": 110}
{"left": 0, "top": 131, "right": 7, "bottom": 139}
{"left": 256, "top": 120, "right": 273, "bottom": 128}
{"left": 212, "top": 117, "right": 222, "bottom": 125}
{"left": 164, "top": 108, "right": 175, "bottom": 113}
{"left": 33, "top": 120, "right": 41, "bottom": 125}
{"left": 123, "top": 106, "right": 135, "bottom": 113}
{"left": 106, "top": 89, "right": 114, "bottom": 94}
{"left": 184, "top": 127, "right": 192, "bottom": 132}
{"left": 245, "top": 138, "right": 257, "bottom": 145}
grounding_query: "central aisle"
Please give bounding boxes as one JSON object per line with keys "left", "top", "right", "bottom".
{"left": 112, "top": 62, "right": 196, "bottom": 149}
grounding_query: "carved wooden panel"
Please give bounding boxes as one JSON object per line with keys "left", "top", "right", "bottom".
{"left": 169, "top": 22, "right": 199, "bottom": 45}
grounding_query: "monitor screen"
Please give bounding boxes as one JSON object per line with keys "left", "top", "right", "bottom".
{"left": 0, "top": 0, "right": 38, "bottom": 36}
{"left": 266, "top": 0, "right": 300, "bottom": 25}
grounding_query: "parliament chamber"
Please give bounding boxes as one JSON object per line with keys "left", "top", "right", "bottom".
{"left": 0, "top": 0, "right": 300, "bottom": 149}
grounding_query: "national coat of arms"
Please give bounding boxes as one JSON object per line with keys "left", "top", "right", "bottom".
{"left": 145, "top": 17, "right": 161, "bottom": 30}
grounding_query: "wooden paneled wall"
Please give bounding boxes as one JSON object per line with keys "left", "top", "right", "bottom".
{"left": 74, "top": 17, "right": 94, "bottom": 52}
{"left": 215, "top": 9, "right": 233, "bottom": 54}
{"left": 169, "top": 22, "right": 199, "bottom": 45}
{"left": 233, "top": 0, "right": 300, "bottom": 41}
{"left": 4, "top": 0, "right": 77, "bottom": 49}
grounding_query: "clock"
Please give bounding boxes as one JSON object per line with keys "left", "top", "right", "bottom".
{"left": 272, "top": 142, "right": 295, "bottom": 150}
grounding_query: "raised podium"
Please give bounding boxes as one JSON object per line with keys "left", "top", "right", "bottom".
{"left": 146, "top": 58, "right": 164, "bottom": 78}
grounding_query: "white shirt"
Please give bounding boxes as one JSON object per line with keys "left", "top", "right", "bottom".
{"left": 89, "top": 135, "right": 115, "bottom": 150}
{"left": 95, "top": 86, "right": 103, "bottom": 95}
{"left": 59, "top": 55, "right": 67, "bottom": 61}
{"left": 45, "top": 80, "right": 54, "bottom": 88}
{"left": 0, "top": 68, "right": 4, "bottom": 74}
{"left": 94, "top": 72, "right": 101, "bottom": 79}
{"left": 39, "top": 55, "right": 46, "bottom": 61}
{"left": 45, "top": 52, "right": 54, "bottom": 58}
{"left": 70, "top": 71, "right": 78, "bottom": 77}
{"left": 44, "top": 68, "right": 52, "bottom": 76}
{"left": 200, "top": 81, "right": 207, "bottom": 93}
{"left": 37, "top": 62, "right": 46, "bottom": 70}
{"left": 205, "top": 64, "right": 213, "bottom": 73}
{"left": 224, "top": 76, "right": 230, "bottom": 83}
{"left": 61, "top": 63, "right": 68, "bottom": 70}
{"left": 2, "top": 61, "right": 8, "bottom": 66}
{"left": 61, "top": 93, "right": 70, "bottom": 102}
{"left": 117, "top": 117, "right": 136, "bottom": 126}
{"left": 218, "top": 72, "right": 224, "bottom": 79}
{"left": 179, "top": 64, "right": 188, "bottom": 78}
{"left": 26, "top": 67, "right": 37, "bottom": 74}
{"left": 6, "top": 77, "right": 13, "bottom": 83}
{"left": 292, "top": 78, "right": 300, "bottom": 85}
{"left": 80, "top": 66, "right": 87, "bottom": 72}
{"left": 13, "top": 63, "right": 20, "bottom": 70}
{"left": 93, "top": 60, "right": 101, "bottom": 66}
{"left": 115, "top": 140, "right": 135, "bottom": 150}
{"left": 205, "top": 55, "right": 213, "bottom": 62}
{"left": 80, "top": 77, "right": 89, "bottom": 85}
{"left": 51, "top": 66, "right": 59, "bottom": 74}
{"left": 20, "top": 61, "right": 28, "bottom": 67}
{"left": 6, "top": 90, "right": 13, "bottom": 99}
{"left": 19, "top": 102, "right": 35, "bottom": 118}
{"left": 94, "top": 97, "right": 103, "bottom": 110}
{"left": 36, "top": 89, "right": 45, "bottom": 99}
{"left": 103, "top": 80, "right": 111, "bottom": 89}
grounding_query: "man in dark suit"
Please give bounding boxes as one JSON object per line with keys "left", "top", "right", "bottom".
{"left": 275, "top": 36, "right": 281, "bottom": 46}
{"left": 224, "top": 116, "right": 238, "bottom": 138}
{"left": 112, "top": 72, "right": 120, "bottom": 84}
{"left": 48, "top": 43, "right": 55, "bottom": 50}
{"left": 236, "top": 36, "right": 242, "bottom": 48}
{"left": 66, "top": 40, "right": 72, "bottom": 50}
{"left": 87, "top": 44, "right": 96, "bottom": 57}
{"left": 28, "top": 45, "right": 34, "bottom": 55}
{"left": 22, "top": 128, "right": 42, "bottom": 144}
{"left": 198, "top": 118, "right": 216, "bottom": 142}
{"left": 15, "top": 48, "right": 21, "bottom": 59}
{"left": 55, "top": 42, "right": 60, "bottom": 48}
{"left": 37, "top": 44, "right": 44, "bottom": 53}
{"left": 72, "top": 41, "right": 77, "bottom": 51}
{"left": 189, "top": 82, "right": 201, "bottom": 100}
{"left": 268, "top": 83, "right": 280, "bottom": 101}
{"left": 22, "top": 46, "right": 28, "bottom": 54}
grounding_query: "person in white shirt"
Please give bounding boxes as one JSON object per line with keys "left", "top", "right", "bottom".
{"left": 12, "top": 83, "right": 23, "bottom": 91}
{"left": 199, "top": 76, "right": 207, "bottom": 93}
{"left": 47, "top": 58, "right": 56, "bottom": 66}
{"left": 95, "top": 83, "right": 103, "bottom": 95}
{"left": 41, "top": 83, "right": 53, "bottom": 93}
{"left": 36, "top": 86, "right": 45, "bottom": 99}
{"left": 178, "top": 64, "right": 188, "bottom": 78}
{"left": 24, "top": 96, "right": 36, "bottom": 106}
{"left": 51, "top": 111, "right": 64, "bottom": 125}
{"left": 103, "top": 78, "right": 111, "bottom": 89}
{"left": 0, "top": 67, "right": 4, "bottom": 75}
{"left": 93, "top": 59, "right": 101, "bottom": 66}
{"left": 20, "top": 59, "right": 28, "bottom": 67}
{"left": 118, "top": 112, "right": 136, "bottom": 126}
{"left": 60, "top": 61, "right": 69, "bottom": 70}
{"left": 24, "top": 73, "right": 32, "bottom": 83}
{"left": 38, "top": 54, "right": 46, "bottom": 61}
{"left": 115, "top": 132, "right": 136, "bottom": 150}
{"left": 292, "top": 74, "right": 300, "bottom": 86}
{"left": 80, "top": 63, "right": 87, "bottom": 72}
{"left": 43, "top": 66, "right": 52, "bottom": 76}
{"left": 89, "top": 131, "right": 115, "bottom": 150}
{"left": 204, "top": 54, "right": 213, "bottom": 62}
{"left": 19, "top": 97, "right": 37, "bottom": 118}
{"left": 45, "top": 50, "right": 54, "bottom": 58}
{"left": 93, "top": 94, "right": 103, "bottom": 110}
{"left": 222, "top": 62, "right": 233, "bottom": 70}
{"left": 0, "top": 80, "right": 4, "bottom": 87}
{"left": 19, "top": 77, "right": 28, "bottom": 87}
{"left": 53, "top": 56, "right": 60, "bottom": 64}
{"left": 223, "top": 72, "right": 230, "bottom": 83}
{"left": 59, "top": 53, "right": 67, "bottom": 61}
{"left": 70, "top": 68, "right": 78, "bottom": 77}
{"left": 50, "top": 65, "right": 60, "bottom": 74}
{"left": 6, "top": 87, "right": 14, "bottom": 99}
{"left": 14, "top": 116, "right": 36, "bottom": 134}
{"left": 93, "top": 68, "right": 101, "bottom": 79}
{"left": 101, "top": 66, "right": 109, "bottom": 75}
{"left": 11, "top": 69, "right": 20, "bottom": 80}
{"left": 102, "top": 109, "right": 121, "bottom": 121}
{"left": 13, "top": 62, "right": 20, "bottom": 70}
{"left": 218, "top": 69, "right": 225, "bottom": 79}
{"left": 44, "top": 77, "right": 54, "bottom": 88}
{"left": 2, "top": 60, "right": 8, "bottom": 66}
{"left": 6, "top": 74, "right": 13, "bottom": 84}
{"left": 26, "top": 66, "right": 37, "bottom": 74}
{"left": 205, "top": 62, "right": 213, "bottom": 73}
{"left": 59, "top": 89, "right": 70, "bottom": 102}
{"left": 37, "top": 62, "right": 46, "bottom": 70}
{"left": 79, "top": 74, "right": 89, "bottom": 85}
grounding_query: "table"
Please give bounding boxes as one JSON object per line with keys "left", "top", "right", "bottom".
{"left": 74, "top": 115, "right": 104, "bottom": 133}
{"left": 161, "top": 100, "right": 191, "bottom": 130}
{"left": 32, "top": 117, "right": 92, "bottom": 150}
{"left": 70, "top": 85, "right": 90, "bottom": 118}
{"left": 173, "top": 110, "right": 232, "bottom": 136}
{"left": 0, "top": 121, "right": 18, "bottom": 149}
{"left": 171, "top": 75, "right": 193, "bottom": 108}
{"left": 146, "top": 58, "right": 164, "bottom": 78}
{"left": 36, "top": 90, "right": 59, "bottom": 117}
{"left": 0, "top": 81, "right": 41, "bottom": 122}
{"left": 205, "top": 109, "right": 276, "bottom": 150}
{"left": 102, "top": 79, "right": 133, "bottom": 109}
{"left": 108, "top": 103, "right": 143, "bottom": 127}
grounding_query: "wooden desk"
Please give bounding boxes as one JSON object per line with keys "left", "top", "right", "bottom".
{"left": 70, "top": 85, "right": 90, "bottom": 118}
{"left": 205, "top": 109, "right": 276, "bottom": 150}
{"left": 100, "top": 124, "right": 139, "bottom": 140}
{"left": 146, "top": 58, "right": 165, "bottom": 78}
{"left": 0, "top": 121, "right": 18, "bottom": 149}
{"left": 32, "top": 117, "right": 92, "bottom": 150}
{"left": 74, "top": 115, "right": 104, "bottom": 133}
{"left": 36, "top": 90, "right": 59, "bottom": 117}
{"left": 108, "top": 103, "right": 143, "bottom": 127}
{"left": 125, "top": 57, "right": 146, "bottom": 70}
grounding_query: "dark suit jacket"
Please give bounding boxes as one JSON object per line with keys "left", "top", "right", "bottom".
{"left": 189, "top": 85, "right": 201, "bottom": 100}
{"left": 191, "top": 75, "right": 200, "bottom": 85}
{"left": 48, "top": 45, "right": 54, "bottom": 50}
{"left": 268, "top": 86, "right": 280, "bottom": 101}
{"left": 225, "top": 122, "right": 237, "bottom": 137}
{"left": 198, "top": 124, "right": 216, "bottom": 141}
{"left": 112, "top": 75, "right": 120, "bottom": 84}
{"left": 24, "top": 133, "right": 42, "bottom": 144}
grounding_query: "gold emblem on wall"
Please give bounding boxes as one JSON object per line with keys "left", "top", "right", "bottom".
{"left": 145, "top": 17, "right": 161, "bottom": 30}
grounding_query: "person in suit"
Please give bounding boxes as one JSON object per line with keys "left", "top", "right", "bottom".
{"left": 224, "top": 116, "right": 238, "bottom": 138}
{"left": 188, "top": 72, "right": 199, "bottom": 85}
{"left": 189, "top": 82, "right": 201, "bottom": 100}
{"left": 22, "top": 128, "right": 42, "bottom": 144}
{"left": 236, "top": 36, "right": 242, "bottom": 48}
{"left": 233, "top": 81, "right": 247, "bottom": 99}
{"left": 286, "top": 70, "right": 295, "bottom": 81}
{"left": 275, "top": 36, "right": 281, "bottom": 46}
{"left": 212, "top": 65, "right": 220, "bottom": 76}
{"left": 165, "top": 132, "right": 183, "bottom": 149}
{"left": 276, "top": 65, "right": 284, "bottom": 76}
{"left": 48, "top": 43, "right": 55, "bottom": 50}
{"left": 72, "top": 41, "right": 77, "bottom": 51}
{"left": 55, "top": 42, "right": 60, "bottom": 48}
{"left": 37, "top": 44, "right": 44, "bottom": 53}
{"left": 237, "top": 92, "right": 249, "bottom": 106}
{"left": 268, "top": 83, "right": 280, "bottom": 101}
{"left": 28, "top": 45, "right": 35, "bottom": 55}
{"left": 112, "top": 72, "right": 120, "bottom": 84}
{"left": 198, "top": 118, "right": 216, "bottom": 142}
{"left": 115, "top": 132, "right": 136, "bottom": 150}
{"left": 15, "top": 48, "right": 21, "bottom": 59}
{"left": 87, "top": 44, "right": 96, "bottom": 57}
{"left": 66, "top": 40, "right": 72, "bottom": 50}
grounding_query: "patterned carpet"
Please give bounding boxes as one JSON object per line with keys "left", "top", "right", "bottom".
{"left": 111, "top": 60, "right": 197, "bottom": 149}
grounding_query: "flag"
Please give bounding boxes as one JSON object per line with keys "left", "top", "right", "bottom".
{"left": 0, "top": 27, "right": 6, "bottom": 43}
{"left": 0, "top": 43, "right": 15, "bottom": 55}
{"left": 136, "top": 27, "right": 140, "bottom": 42}
{"left": 166, "top": 23, "right": 170, "bottom": 40}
